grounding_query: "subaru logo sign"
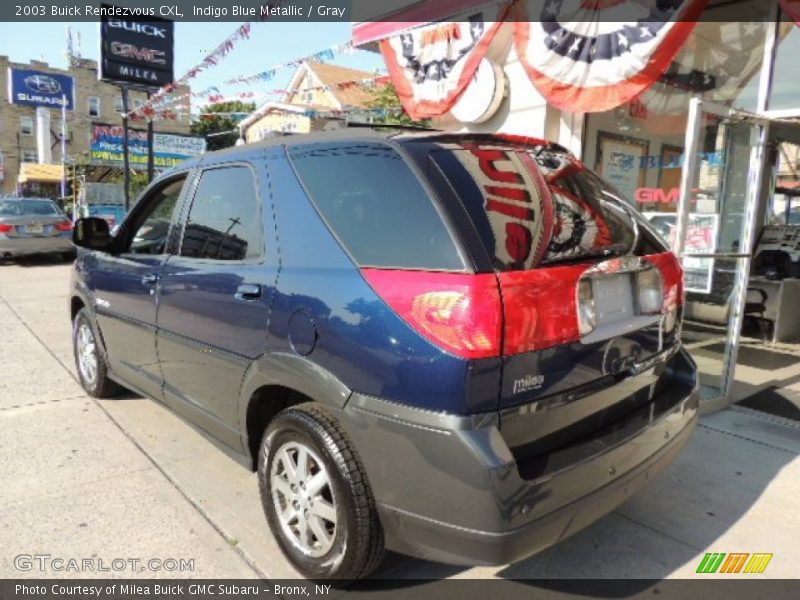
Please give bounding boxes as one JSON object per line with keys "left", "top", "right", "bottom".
{"left": 24, "top": 74, "right": 62, "bottom": 94}
{"left": 8, "top": 68, "right": 75, "bottom": 110}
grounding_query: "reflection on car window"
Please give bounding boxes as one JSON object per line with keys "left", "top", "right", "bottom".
{"left": 129, "top": 178, "right": 185, "bottom": 255}
{"left": 288, "top": 143, "right": 464, "bottom": 270}
{"left": 0, "top": 199, "right": 60, "bottom": 216}
{"left": 180, "top": 166, "right": 262, "bottom": 261}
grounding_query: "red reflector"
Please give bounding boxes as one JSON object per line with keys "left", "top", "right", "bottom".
{"left": 361, "top": 269, "right": 502, "bottom": 359}
{"left": 499, "top": 263, "right": 589, "bottom": 355}
{"left": 0, "top": 224, "right": 14, "bottom": 233}
{"left": 55, "top": 220, "right": 73, "bottom": 232}
{"left": 646, "top": 252, "right": 684, "bottom": 311}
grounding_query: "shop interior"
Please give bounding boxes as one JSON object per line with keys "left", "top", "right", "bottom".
{"left": 581, "top": 9, "right": 800, "bottom": 416}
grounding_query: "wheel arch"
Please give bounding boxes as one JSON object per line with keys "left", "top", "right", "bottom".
{"left": 239, "top": 353, "right": 352, "bottom": 470}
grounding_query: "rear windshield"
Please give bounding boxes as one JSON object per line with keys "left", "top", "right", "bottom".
{"left": 427, "top": 142, "right": 662, "bottom": 271}
{"left": 0, "top": 199, "right": 60, "bottom": 217}
{"left": 288, "top": 142, "right": 465, "bottom": 271}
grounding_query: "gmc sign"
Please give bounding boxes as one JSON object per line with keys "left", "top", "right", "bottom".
{"left": 99, "top": 4, "right": 174, "bottom": 88}
{"left": 110, "top": 42, "right": 167, "bottom": 65}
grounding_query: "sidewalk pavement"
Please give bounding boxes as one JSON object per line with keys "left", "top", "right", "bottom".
{"left": 1, "top": 257, "right": 798, "bottom": 580}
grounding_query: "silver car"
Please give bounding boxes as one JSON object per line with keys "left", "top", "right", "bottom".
{"left": 0, "top": 198, "right": 75, "bottom": 260}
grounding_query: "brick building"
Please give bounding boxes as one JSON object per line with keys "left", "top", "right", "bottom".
{"left": 0, "top": 56, "right": 190, "bottom": 196}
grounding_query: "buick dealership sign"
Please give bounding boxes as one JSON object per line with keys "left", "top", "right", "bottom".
{"left": 8, "top": 68, "right": 75, "bottom": 110}
{"left": 99, "top": 5, "right": 174, "bottom": 88}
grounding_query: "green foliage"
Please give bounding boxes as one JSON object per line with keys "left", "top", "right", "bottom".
{"left": 129, "top": 170, "right": 151, "bottom": 199}
{"left": 190, "top": 101, "right": 256, "bottom": 151}
{"left": 367, "top": 83, "right": 430, "bottom": 127}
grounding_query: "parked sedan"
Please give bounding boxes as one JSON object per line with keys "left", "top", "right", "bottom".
{"left": 0, "top": 198, "right": 75, "bottom": 260}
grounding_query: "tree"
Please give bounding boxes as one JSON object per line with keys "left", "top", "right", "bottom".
{"left": 367, "top": 83, "right": 430, "bottom": 127}
{"left": 190, "top": 101, "right": 256, "bottom": 151}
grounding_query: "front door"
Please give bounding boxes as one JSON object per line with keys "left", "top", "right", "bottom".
{"left": 156, "top": 162, "right": 276, "bottom": 444}
{"left": 90, "top": 174, "right": 189, "bottom": 399}
{"left": 675, "top": 97, "right": 769, "bottom": 409}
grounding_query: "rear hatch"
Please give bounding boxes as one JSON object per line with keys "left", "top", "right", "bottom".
{"left": 404, "top": 135, "right": 684, "bottom": 454}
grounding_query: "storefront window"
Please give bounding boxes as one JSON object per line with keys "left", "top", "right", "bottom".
{"left": 768, "top": 19, "right": 800, "bottom": 112}
{"left": 583, "top": 3, "right": 771, "bottom": 219}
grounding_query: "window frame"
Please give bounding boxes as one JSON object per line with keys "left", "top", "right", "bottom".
{"left": 88, "top": 96, "right": 101, "bottom": 118}
{"left": 286, "top": 139, "right": 471, "bottom": 273}
{"left": 21, "top": 149, "right": 37, "bottom": 163}
{"left": 176, "top": 161, "right": 265, "bottom": 263}
{"left": 20, "top": 116, "right": 34, "bottom": 136}
{"left": 115, "top": 171, "right": 191, "bottom": 256}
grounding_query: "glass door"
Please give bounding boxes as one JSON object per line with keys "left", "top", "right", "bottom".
{"left": 674, "top": 97, "right": 769, "bottom": 410}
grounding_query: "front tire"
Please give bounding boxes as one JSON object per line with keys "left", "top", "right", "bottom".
{"left": 72, "top": 308, "right": 120, "bottom": 398}
{"left": 258, "top": 404, "right": 384, "bottom": 582}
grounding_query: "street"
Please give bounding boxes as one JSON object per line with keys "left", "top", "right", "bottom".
{"left": 1, "top": 256, "right": 799, "bottom": 580}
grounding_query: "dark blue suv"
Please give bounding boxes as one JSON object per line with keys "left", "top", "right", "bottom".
{"left": 70, "top": 130, "right": 698, "bottom": 580}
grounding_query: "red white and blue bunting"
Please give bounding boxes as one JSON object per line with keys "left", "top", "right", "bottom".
{"left": 379, "top": 5, "right": 511, "bottom": 120}
{"left": 512, "top": 0, "right": 708, "bottom": 113}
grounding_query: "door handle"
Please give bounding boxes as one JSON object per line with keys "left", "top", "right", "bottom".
{"left": 141, "top": 273, "right": 159, "bottom": 286}
{"left": 235, "top": 284, "right": 262, "bottom": 301}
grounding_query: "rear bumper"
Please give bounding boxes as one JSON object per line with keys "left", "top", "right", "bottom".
{"left": 335, "top": 348, "right": 698, "bottom": 566}
{"left": 0, "top": 235, "right": 74, "bottom": 257}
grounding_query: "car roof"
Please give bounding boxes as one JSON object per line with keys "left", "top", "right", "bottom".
{"left": 161, "top": 128, "right": 567, "bottom": 177}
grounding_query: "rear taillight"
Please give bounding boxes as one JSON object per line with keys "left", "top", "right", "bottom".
{"left": 55, "top": 220, "right": 73, "bottom": 232}
{"left": 634, "top": 266, "right": 664, "bottom": 315}
{"left": 500, "top": 264, "right": 589, "bottom": 354}
{"left": 577, "top": 279, "right": 595, "bottom": 335}
{"left": 361, "top": 269, "right": 502, "bottom": 359}
{"left": 647, "top": 252, "right": 684, "bottom": 311}
{"left": 0, "top": 224, "right": 14, "bottom": 233}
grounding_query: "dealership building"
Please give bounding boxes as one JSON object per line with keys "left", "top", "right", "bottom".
{"left": 355, "top": 0, "right": 800, "bottom": 409}
{"left": 0, "top": 56, "right": 194, "bottom": 198}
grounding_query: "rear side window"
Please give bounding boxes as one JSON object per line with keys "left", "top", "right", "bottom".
{"left": 428, "top": 142, "right": 659, "bottom": 271}
{"left": 288, "top": 142, "right": 465, "bottom": 271}
{"left": 180, "top": 166, "right": 262, "bottom": 261}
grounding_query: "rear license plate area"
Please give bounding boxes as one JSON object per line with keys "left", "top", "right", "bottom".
{"left": 592, "top": 273, "right": 634, "bottom": 325}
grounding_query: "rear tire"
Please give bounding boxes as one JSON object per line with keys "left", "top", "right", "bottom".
{"left": 258, "top": 403, "right": 384, "bottom": 583}
{"left": 72, "top": 308, "right": 121, "bottom": 398}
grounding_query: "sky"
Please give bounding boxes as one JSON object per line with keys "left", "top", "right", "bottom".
{"left": 0, "top": 21, "right": 385, "bottom": 112}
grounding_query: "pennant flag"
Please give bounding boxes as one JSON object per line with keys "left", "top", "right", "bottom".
{"left": 781, "top": 0, "right": 800, "bottom": 24}
{"left": 380, "top": 6, "right": 511, "bottom": 120}
{"left": 513, "top": 0, "right": 708, "bottom": 113}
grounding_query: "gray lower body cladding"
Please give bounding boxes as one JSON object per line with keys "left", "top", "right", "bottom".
{"left": 332, "top": 348, "right": 698, "bottom": 566}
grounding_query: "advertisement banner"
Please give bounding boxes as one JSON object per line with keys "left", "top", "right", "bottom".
{"left": 645, "top": 212, "right": 719, "bottom": 294}
{"left": 90, "top": 124, "right": 205, "bottom": 168}
{"left": 99, "top": 6, "right": 175, "bottom": 88}
{"left": 7, "top": 68, "right": 75, "bottom": 110}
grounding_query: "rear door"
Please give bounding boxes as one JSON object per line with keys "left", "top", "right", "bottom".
{"left": 156, "top": 161, "right": 277, "bottom": 441}
{"left": 416, "top": 139, "right": 683, "bottom": 438}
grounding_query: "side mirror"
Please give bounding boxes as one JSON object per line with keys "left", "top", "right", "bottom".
{"left": 73, "top": 217, "right": 113, "bottom": 250}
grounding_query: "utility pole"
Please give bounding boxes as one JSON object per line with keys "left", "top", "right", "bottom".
{"left": 147, "top": 91, "right": 154, "bottom": 184}
{"left": 121, "top": 86, "right": 131, "bottom": 211}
